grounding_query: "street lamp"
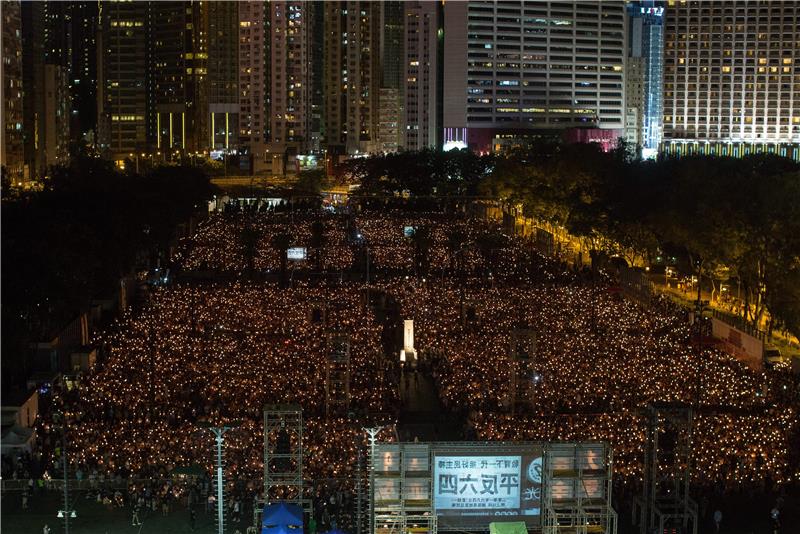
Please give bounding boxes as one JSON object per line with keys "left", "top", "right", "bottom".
{"left": 364, "top": 427, "right": 383, "bottom": 534}
{"left": 53, "top": 412, "right": 76, "bottom": 534}
{"left": 199, "top": 422, "right": 241, "bottom": 534}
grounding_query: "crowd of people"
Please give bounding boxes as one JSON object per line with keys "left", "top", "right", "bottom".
{"left": 19, "top": 203, "right": 799, "bottom": 530}
{"left": 383, "top": 277, "right": 798, "bottom": 488}
{"left": 178, "top": 212, "right": 353, "bottom": 273}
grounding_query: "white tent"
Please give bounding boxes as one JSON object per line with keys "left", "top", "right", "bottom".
{"left": 1, "top": 425, "right": 35, "bottom": 454}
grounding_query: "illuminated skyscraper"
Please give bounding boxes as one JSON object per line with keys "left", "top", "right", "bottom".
{"left": 97, "top": 0, "right": 148, "bottom": 161}
{"left": 264, "top": 1, "right": 315, "bottom": 175}
{"left": 323, "top": 1, "right": 381, "bottom": 156}
{"left": 661, "top": 0, "right": 800, "bottom": 158}
{"left": 239, "top": 0, "right": 268, "bottom": 170}
{"left": 625, "top": 1, "right": 664, "bottom": 157}
{"left": 1, "top": 0, "right": 25, "bottom": 183}
{"left": 442, "top": 0, "right": 627, "bottom": 153}
{"left": 403, "top": 1, "right": 440, "bottom": 151}
{"left": 207, "top": 1, "right": 240, "bottom": 154}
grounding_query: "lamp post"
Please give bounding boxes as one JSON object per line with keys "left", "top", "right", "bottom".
{"left": 364, "top": 427, "right": 382, "bottom": 534}
{"left": 54, "top": 412, "right": 76, "bottom": 534}
{"left": 200, "top": 422, "right": 241, "bottom": 534}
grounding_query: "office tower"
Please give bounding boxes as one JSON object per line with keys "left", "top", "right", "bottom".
{"left": 377, "top": 1, "right": 404, "bottom": 153}
{"left": 310, "top": 1, "right": 325, "bottom": 153}
{"left": 21, "top": 1, "right": 45, "bottom": 178}
{"left": 42, "top": 1, "right": 72, "bottom": 68}
{"left": 323, "top": 1, "right": 381, "bottom": 156}
{"left": 97, "top": 0, "right": 148, "bottom": 161}
{"left": 662, "top": 0, "right": 800, "bottom": 158}
{"left": 70, "top": 2, "right": 99, "bottom": 143}
{"left": 149, "top": 2, "right": 205, "bottom": 154}
{"left": 442, "top": 1, "right": 627, "bottom": 153}
{"left": 44, "top": 64, "right": 71, "bottom": 166}
{"left": 207, "top": 1, "right": 240, "bottom": 154}
{"left": 625, "top": 1, "right": 664, "bottom": 157}
{"left": 264, "top": 1, "right": 315, "bottom": 176}
{"left": 1, "top": 0, "right": 25, "bottom": 183}
{"left": 21, "top": 0, "right": 73, "bottom": 177}
{"left": 403, "top": 1, "right": 440, "bottom": 151}
{"left": 239, "top": 0, "right": 267, "bottom": 171}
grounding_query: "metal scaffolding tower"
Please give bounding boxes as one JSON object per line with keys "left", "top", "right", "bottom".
{"left": 543, "top": 442, "right": 617, "bottom": 534}
{"left": 263, "top": 405, "right": 309, "bottom": 510}
{"left": 508, "top": 329, "right": 538, "bottom": 414}
{"left": 633, "top": 402, "right": 697, "bottom": 534}
{"left": 325, "top": 333, "right": 351, "bottom": 418}
{"left": 372, "top": 442, "right": 436, "bottom": 534}
{"left": 204, "top": 424, "right": 238, "bottom": 534}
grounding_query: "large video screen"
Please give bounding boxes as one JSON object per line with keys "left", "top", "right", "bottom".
{"left": 433, "top": 449, "right": 542, "bottom": 529}
{"left": 287, "top": 247, "right": 307, "bottom": 261}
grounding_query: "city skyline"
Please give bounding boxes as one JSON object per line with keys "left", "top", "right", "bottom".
{"left": 2, "top": 0, "right": 800, "bottom": 185}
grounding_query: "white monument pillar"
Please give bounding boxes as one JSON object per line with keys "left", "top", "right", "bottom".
{"left": 400, "top": 319, "right": 417, "bottom": 363}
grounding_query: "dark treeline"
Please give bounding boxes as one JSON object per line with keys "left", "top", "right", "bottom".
{"left": 1, "top": 155, "right": 215, "bottom": 390}
{"left": 339, "top": 143, "right": 800, "bottom": 339}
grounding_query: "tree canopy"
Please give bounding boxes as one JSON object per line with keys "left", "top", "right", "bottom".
{"left": 337, "top": 143, "right": 800, "bottom": 338}
{"left": 2, "top": 155, "right": 215, "bottom": 390}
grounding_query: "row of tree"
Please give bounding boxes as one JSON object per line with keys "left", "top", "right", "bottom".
{"left": 2, "top": 154, "right": 215, "bottom": 390}
{"left": 335, "top": 143, "right": 800, "bottom": 338}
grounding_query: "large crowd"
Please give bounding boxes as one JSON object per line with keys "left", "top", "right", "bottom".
{"left": 177, "top": 212, "right": 353, "bottom": 273}
{"left": 16, "top": 204, "right": 799, "bottom": 529}
{"left": 384, "top": 278, "right": 798, "bottom": 488}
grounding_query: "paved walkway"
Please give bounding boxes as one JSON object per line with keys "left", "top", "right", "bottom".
{"left": 0, "top": 490, "right": 239, "bottom": 534}
{"left": 397, "top": 368, "right": 461, "bottom": 442}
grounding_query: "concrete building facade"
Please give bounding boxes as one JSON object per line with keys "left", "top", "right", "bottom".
{"left": 662, "top": 0, "right": 800, "bottom": 158}
{"left": 323, "top": 1, "right": 381, "bottom": 156}
{"left": 1, "top": 0, "right": 25, "bottom": 183}
{"left": 403, "top": 1, "right": 440, "bottom": 151}
{"left": 442, "top": 0, "right": 627, "bottom": 153}
{"left": 239, "top": 0, "right": 268, "bottom": 170}
{"left": 97, "top": 0, "right": 148, "bottom": 161}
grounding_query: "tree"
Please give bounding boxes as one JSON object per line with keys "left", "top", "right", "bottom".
{"left": 240, "top": 226, "right": 261, "bottom": 276}
{"left": 475, "top": 230, "right": 507, "bottom": 277}
{"left": 271, "top": 232, "right": 293, "bottom": 286}
{"left": 445, "top": 228, "right": 468, "bottom": 277}
{"left": 410, "top": 226, "right": 433, "bottom": 277}
{"left": 309, "top": 220, "right": 327, "bottom": 271}
{"left": 2, "top": 156, "right": 215, "bottom": 392}
{"left": 296, "top": 169, "right": 328, "bottom": 194}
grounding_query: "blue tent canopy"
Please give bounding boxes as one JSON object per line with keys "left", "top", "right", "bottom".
{"left": 261, "top": 502, "right": 303, "bottom": 534}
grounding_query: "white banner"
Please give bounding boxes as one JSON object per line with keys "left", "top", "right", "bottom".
{"left": 434, "top": 456, "right": 521, "bottom": 511}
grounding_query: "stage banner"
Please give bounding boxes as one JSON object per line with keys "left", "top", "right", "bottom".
{"left": 433, "top": 450, "right": 541, "bottom": 529}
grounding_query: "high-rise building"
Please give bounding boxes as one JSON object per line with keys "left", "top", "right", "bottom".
{"left": 442, "top": 0, "right": 627, "bottom": 153}
{"left": 149, "top": 1, "right": 206, "bottom": 154}
{"left": 403, "top": 1, "right": 440, "bottom": 151}
{"left": 377, "top": 1, "right": 404, "bottom": 153}
{"left": 21, "top": 0, "right": 45, "bottom": 178}
{"left": 239, "top": 0, "right": 268, "bottom": 171}
{"left": 98, "top": 1, "right": 240, "bottom": 164}
{"left": 21, "top": 0, "right": 74, "bottom": 177}
{"left": 207, "top": 1, "right": 240, "bottom": 154}
{"left": 625, "top": 1, "right": 664, "bottom": 157}
{"left": 323, "top": 1, "right": 381, "bottom": 156}
{"left": 70, "top": 2, "right": 99, "bottom": 144}
{"left": 662, "top": 0, "right": 800, "bottom": 158}
{"left": 97, "top": 0, "right": 148, "bottom": 161}
{"left": 264, "top": 1, "right": 315, "bottom": 176}
{"left": 310, "top": 1, "right": 325, "bottom": 153}
{"left": 44, "top": 64, "right": 71, "bottom": 166}
{"left": 1, "top": 0, "right": 25, "bottom": 183}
